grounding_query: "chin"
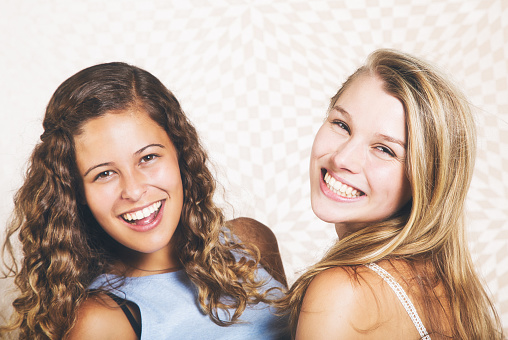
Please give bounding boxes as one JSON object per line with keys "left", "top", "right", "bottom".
{"left": 311, "top": 200, "right": 338, "bottom": 224}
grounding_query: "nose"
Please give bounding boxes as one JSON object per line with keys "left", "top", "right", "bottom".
{"left": 120, "top": 170, "right": 147, "bottom": 201}
{"left": 331, "top": 139, "right": 365, "bottom": 174}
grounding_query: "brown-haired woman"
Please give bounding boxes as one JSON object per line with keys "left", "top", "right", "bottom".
{"left": 1, "top": 62, "right": 289, "bottom": 339}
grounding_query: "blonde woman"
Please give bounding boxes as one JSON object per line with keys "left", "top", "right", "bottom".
{"left": 280, "top": 49, "right": 504, "bottom": 339}
{"left": 1, "top": 62, "right": 289, "bottom": 339}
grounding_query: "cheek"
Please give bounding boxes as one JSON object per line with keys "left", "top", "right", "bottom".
{"left": 367, "top": 161, "right": 398, "bottom": 189}
{"left": 311, "top": 127, "right": 330, "bottom": 157}
{"left": 149, "top": 164, "right": 183, "bottom": 192}
{"left": 84, "top": 191, "right": 106, "bottom": 217}
{"left": 83, "top": 184, "right": 117, "bottom": 219}
{"left": 311, "top": 125, "right": 348, "bottom": 160}
{"left": 375, "top": 165, "right": 411, "bottom": 205}
{"left": 309, "top": 141, "right": 323, "bottom": 180}
{"left": 310, "top": 130, "right": 333, "bottom": 172}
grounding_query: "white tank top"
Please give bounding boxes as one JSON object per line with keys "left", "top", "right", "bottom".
{"left": 365, "top": 263, "right": 431, "bottom": 340}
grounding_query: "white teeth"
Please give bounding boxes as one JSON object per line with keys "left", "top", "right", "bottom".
{"left": 323, "top": 171, "right": 361, "bottom": 198}
{"left": 122, "top": 201, "right": 162, "bottom": 221}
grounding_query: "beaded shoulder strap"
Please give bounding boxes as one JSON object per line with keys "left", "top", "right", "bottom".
{"left": 365, "top": 263, "right": 431, "bottom": 340}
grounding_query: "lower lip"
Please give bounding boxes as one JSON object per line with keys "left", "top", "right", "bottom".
{"left": 121, "top": 200, "right": 165, "bottom": 232}
{"left": 319, "top": 174, "right": 363, "bottom": 203}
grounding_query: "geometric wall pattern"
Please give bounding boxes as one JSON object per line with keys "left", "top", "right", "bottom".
{"left": 1, "top": 0, "right": 507, "bottom": 331}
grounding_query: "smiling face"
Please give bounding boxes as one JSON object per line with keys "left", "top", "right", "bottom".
{"left": 74, "top": 109, "right": 183, "bottom": 270}
{"left": 310, "top": 74, "right": 412, "bottom": 237}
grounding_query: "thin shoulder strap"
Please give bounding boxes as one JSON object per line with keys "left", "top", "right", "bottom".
{"left": 365, "top": 263, "right": 431, "bottom": 340}
{"left": 105, "top": 292, "right": 142, "bottom": 338}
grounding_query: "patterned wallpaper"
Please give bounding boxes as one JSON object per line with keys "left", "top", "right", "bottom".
{"left": 1, "top": 0, "right": 507, "bottom": 330}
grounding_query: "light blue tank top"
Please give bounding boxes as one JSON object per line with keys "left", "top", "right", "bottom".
{"left": 90, "top": 266, "right": 288, "bottom": 339}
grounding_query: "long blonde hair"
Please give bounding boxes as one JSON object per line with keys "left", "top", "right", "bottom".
{"left": 279, "top": 49, "right": 503, "bottom": 339}
{"left": 1, "top": 62, "right": 269, "bottom": 339}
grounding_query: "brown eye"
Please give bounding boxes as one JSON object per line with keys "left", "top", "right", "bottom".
{"left": 140, "top": 154, "right": 159, "bottom": 163}
{"left": 94, "top": 170, "right": 114, "bottom": 181}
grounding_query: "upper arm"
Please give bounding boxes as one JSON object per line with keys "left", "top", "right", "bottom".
{"left": 227, "top": 217, "right": 287, "bottom": 287}
{"left": 296, "top": 267, "right": 369, "bottom": 339}
{"left": 295, "top": 267, "right": 419, "bottom": 340}
{"left": 66, "top": 294, "right": 139, "bottom": 340}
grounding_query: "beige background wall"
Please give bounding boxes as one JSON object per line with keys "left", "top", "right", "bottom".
{"left": 1, "top": 0, "right": 507, "bottom": 330}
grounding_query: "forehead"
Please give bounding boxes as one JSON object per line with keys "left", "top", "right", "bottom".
{"left": 73, "top": 109, "right": 170, "bottom": 159}
{"left": 77, "top": 108, "right": 162, "bottom": 135}
{"left": 333, "top": 74, "right": 406, "bottom": 137}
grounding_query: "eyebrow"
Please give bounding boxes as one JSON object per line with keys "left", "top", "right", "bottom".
{"left": 83, "top": 143, "right": 166, "bottom": 177}
{"left": 331, "top": 105, "right": 406, "bottom": 149}
{"left": 331, "top": 105, "right": 351, "bottom": 118}
{"left": 376, "top": 133, "right": 406, "bottom": 149}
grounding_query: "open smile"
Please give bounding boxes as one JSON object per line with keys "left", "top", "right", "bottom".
{"left": 121, "top": 200, "right": 163, "bottom": 225}
{"left": 322, "top": 169, "right": 364, "bottom": 198}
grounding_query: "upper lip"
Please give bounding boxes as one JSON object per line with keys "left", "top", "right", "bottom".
{"left": 324, "top": 169, "right": 364, "bottom": 194}
{"left": 119, "top": 199, "right": 163, "bottom": 216}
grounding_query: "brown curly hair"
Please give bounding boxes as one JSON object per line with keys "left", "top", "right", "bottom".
{"left": 2, "top": 62, "right": 269, "bottom": 339}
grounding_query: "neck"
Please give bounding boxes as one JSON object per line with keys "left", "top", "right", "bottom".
{"left": 113, "top": 243, "right": 182, "bottom": 277}
{"left": 335, "top": 222, "right": 366, "bottom": 239}
{"left": 125, "top": 262, "right": 182, "bottom": 276}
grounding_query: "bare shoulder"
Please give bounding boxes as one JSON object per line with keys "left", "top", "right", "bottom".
{"left": 297, "top": 267, "right": 372, "bottom": 327}
{"left": 227, "top": 217, "right": 287, "bottom": 287}
{"left": 66, "top": 294, "right": 138, "bottom": 340}
{"left": 296, "top": 266, "right": 419, "bottom": 339}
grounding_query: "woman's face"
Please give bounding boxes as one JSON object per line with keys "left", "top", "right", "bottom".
{"left": 310, "top": 74, "right": 412, "bottom": 237}
{"left": 74, "top": 109, "right": 183, "bottom": 268}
